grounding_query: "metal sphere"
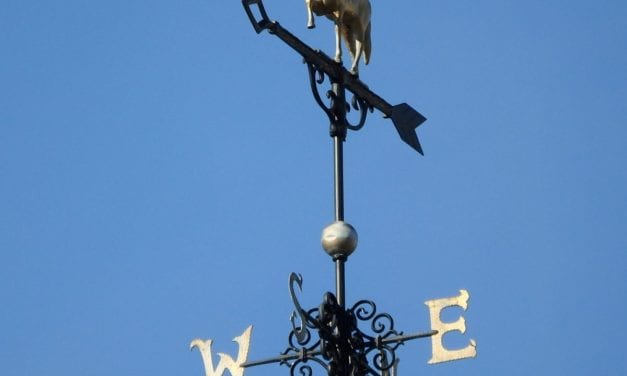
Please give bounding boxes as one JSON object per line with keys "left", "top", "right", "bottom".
{"left": 321, "top": 221, "right": 358, "bottom": 259}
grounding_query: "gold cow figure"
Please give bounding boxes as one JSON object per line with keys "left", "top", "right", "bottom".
{"left": 305, "top": 0, "right": 372, "bottom": 75}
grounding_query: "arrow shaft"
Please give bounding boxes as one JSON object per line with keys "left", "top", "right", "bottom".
{"left": 265, "top": 22, "right": 393, "bottom": 116}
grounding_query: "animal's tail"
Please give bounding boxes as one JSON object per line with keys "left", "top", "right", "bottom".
{"left": 364, "top": 22, "right": 372, "bottom": 65}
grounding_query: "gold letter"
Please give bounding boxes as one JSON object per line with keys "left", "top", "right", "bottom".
{"left": 425, "top": 290, "right": 477, "bottom": 364}
{"left": 190, "top": 326, "right": 253, "bottom": 376}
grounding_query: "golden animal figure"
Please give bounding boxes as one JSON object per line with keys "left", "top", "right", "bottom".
{"left": 305, "top": 0, "right": 372, "bottom": 75}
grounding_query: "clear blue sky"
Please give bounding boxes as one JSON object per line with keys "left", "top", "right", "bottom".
{"left": 2, "top": 1, "right": 626, "bottom": 375}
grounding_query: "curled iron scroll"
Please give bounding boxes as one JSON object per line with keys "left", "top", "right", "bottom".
{"left": 289, "top": 272, "right": 311, "bottom": 345}
{"left": 306, "top": 63, "right": 334, "bottom": 123}
{"left": 289, "top": 356, "right": 329, "bottom": 376}
{"left": 346, "top": 94, "right": 370, "bottom": 131}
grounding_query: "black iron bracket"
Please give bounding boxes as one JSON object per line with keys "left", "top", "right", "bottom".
{"left": 242, "top": 273, "right": 437, "bottom": 376}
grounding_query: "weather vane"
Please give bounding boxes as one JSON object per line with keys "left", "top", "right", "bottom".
{"left": 191, "top": 1, "right": 477, "bottom": 376}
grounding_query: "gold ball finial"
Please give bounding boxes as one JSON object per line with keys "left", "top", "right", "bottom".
{"left": 321, "top": 221, "right": 358, "bottom": 259}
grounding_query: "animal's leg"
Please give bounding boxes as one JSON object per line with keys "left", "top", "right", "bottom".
{"left": 307, "top": 8, "right": 315, "bottom": 29}
{"left": 350, "top": 39, "right": 363, "bottom": 75}
{"left": 334, "top": 22, "right": 343, "bottom": 62}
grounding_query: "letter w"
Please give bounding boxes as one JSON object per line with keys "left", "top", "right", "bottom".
{"left": 190, "top": 326, "right": 253, "bottom": 376}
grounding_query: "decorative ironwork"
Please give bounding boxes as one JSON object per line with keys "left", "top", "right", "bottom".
{"left": 305, "top": 61, "right": 371, "bottom": 134}
{"left": 272, "top": 273, "right": 435, "bottom": 376}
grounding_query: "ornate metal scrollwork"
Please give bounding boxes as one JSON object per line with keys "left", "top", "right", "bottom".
{"left": 306, "top": 62, "right": 334, "bottom": 124}
{"left": 305, "top": 61, "right": 371, "bottom": 136}
{"left": 283, "top": 273, "right": 407, "bottom": 376}
{"left": 289, "top": 355, "right": 330, "bottom": 376}
{"left": 290, "top": 273, "right": 312, "bottom": 344}
{"left": 349, "top": 300, "right": 402, "bottom": 373}
{"left": 346, "top": 94, "right": 370, "bottom": 131}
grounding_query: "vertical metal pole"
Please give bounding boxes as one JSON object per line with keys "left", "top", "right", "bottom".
{"left": 334, "top": 134, "right": 345, "bottom": 222}
{"left": 334, "top": 134, "right": 346, "bottom": 308}
{"left": 335, "top": 255, "right": 346, "bottom": 308}
{"left": 332, "top": 81, "right": 347, "bottom": 309}
{"left": 332, "top": 82, "right": 348, "bottom": 376}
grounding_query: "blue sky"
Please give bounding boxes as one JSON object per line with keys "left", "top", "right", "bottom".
{"left": 1, "top": 1, "right": 626, "bottom": 375}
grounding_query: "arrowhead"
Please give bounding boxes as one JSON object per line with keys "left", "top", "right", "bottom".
{"left": 390, "top": 103, "right": 427, "bottom": 155}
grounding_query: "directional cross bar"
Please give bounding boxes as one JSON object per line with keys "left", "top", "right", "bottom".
{"left": 242, "top": 0, "right": 427, "bottom": 155}
{"left": 241, "top": 330, "right": 437, "bottom": 369}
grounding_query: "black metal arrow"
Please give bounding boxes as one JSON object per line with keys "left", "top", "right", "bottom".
{"left": 242, "top": 0, "right": 427, "bottom": 155}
